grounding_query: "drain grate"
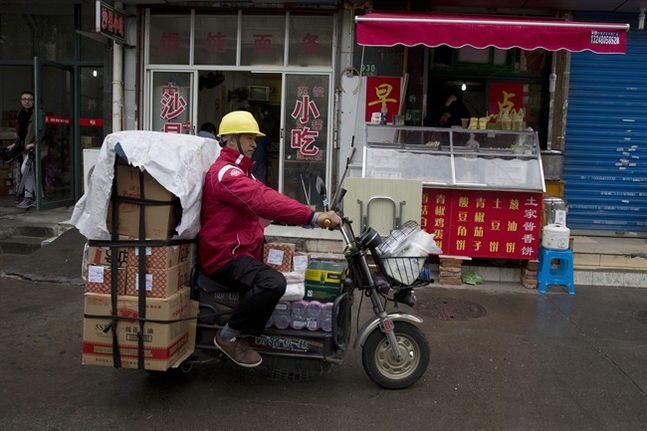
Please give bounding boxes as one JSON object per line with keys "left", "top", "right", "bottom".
{"left": 417, "top": 297, "right": 487, "bottom": 321}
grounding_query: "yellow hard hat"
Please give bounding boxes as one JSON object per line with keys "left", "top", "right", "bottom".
{"left": 217, "top": 111, "right": 266, "bottom": 138}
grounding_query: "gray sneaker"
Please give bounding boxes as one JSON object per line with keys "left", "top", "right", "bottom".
{"left": 16, "top": 198, "right": 35, "bottom": 209}
{"left": 214, "top": 332, "right": 262, "bottom": 368}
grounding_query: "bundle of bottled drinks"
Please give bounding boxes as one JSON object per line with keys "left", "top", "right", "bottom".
{"left": 267, "top": 300, "right": 333, "bottom": 332}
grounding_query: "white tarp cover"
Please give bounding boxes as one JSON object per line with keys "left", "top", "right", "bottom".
{"left": 71, "top": 130, "right": 219, "bottom": 240}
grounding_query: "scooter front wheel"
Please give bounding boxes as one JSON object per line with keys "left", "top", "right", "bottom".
{"left": 361, "top": 322, "right": 429, "bottom": 389}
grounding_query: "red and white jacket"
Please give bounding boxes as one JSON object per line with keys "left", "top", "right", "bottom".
{"left": 199, "top": 146, "right": 314, "bottom": 275}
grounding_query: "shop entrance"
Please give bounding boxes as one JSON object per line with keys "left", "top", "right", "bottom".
{"left": 34, "top": 58, "right": 76, "bottom": 210}
{"left": 148, "top": 69, "right": 332, "bottom": 209}
{"left": 197, "top": 71, "right": 282, "bottom": 190}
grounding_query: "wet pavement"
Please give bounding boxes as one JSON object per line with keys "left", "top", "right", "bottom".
{"left": 1, "top": 273, "right": 646, "bottom": 430}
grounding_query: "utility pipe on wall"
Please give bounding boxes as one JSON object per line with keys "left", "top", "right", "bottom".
{"left": 112, "top": 2, "right": 123, "bottom": 132}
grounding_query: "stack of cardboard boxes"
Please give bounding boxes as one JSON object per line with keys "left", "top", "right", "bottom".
{"left": 82, "top": 162, "right": 198, "bottom": 371}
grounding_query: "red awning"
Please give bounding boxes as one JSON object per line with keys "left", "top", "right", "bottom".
{"left": 356, "top": 12, "right": 629, "bottom": 54}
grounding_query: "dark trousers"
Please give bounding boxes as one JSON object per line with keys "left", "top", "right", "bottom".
{"left": 214, "top": 255, "right": 286, "bottom": 335}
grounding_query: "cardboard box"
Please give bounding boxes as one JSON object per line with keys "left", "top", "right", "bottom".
{"left": 107, "top": 163, "right": 182, "bottom": 240}
{"left": 84, "top": 265, "right": 127, "bottom": 295}
{"left": 114, "top": 162, "right": 175, "bottom": 201}
{"left": 127, "top": 243, "right": 192, "bottom": 271}
{"left": 82, "top": 291, "right": 198, "bottom": 371}
{"left": 86, "top": 245, "right": 130, "bottom": 268}
{"left": 84, "top": 286, "right": 192, "bottom": 321}
{"left": 304, "top": 284, "right": 342, "bottom": 302}
{"left": 107, "top": 200, "right": 182, "bottom": 240}
{"left": 125, "top": 261, "right": 191, "bottom": 298}
{"left": 304, "top": 261, "right": 346, "bottom": 302}
{"left": 263, "top": 243, "right": 296, "bottom": 272}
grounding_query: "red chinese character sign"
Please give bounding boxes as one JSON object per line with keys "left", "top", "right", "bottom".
{"left": 206, "top": 31, "right": 227, "bottom": 54}
{"left": 152, "top": 73, "right": 192, "bottom": 134}
{"left": 488, "top": 82, "right": 524, "bottom": 125}
{"left": 95, "top": 1, "right": 126, "bottom": 44}
{"left": 365, "top": 76, "right": 402, "bottom": 124}
{"left": 421, "top": 189, "right": 541, "bottom": 259}
{"left": 285, "top": 75, "right": 328, "bottom": 162}
{"left": 283, "top": 74, "right": 329, "bottom": 207}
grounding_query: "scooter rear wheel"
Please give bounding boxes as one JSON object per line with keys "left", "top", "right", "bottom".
{"left": 361, "top": 322, "right": 429, "bottom": 389}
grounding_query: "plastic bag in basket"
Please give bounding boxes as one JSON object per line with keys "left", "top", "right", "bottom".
{"left": 379, "top": 225, "right": 442, "bottom": 285}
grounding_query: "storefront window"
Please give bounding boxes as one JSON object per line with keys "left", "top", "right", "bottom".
{"left": 194, "top": 14, "right": 238, "bottom": 65}
{"left": 80, "top": 68, "right": 105, "bottom": 148}
{"left": 283, "top": 74, "right": 329, "bottom": 208}
{"left": 80, "top": 4, "right": 106, "bottom": 61}
{"left": 0, "top": 66, "right": 34, "bottom": 138}
{"left": 0, "top": 13, "right": 74, "bottom": 61}
{"left": 353, "top": 46, "right": 404, "bottom": 76}
{"left": 240, "top": 14, "right": 285, "bottom": 66}
{"left": 493, "top": 49, "right": 507, "bottom": 65}
{"left": 516, "top": 49, "right": 548, "bottom": 74}
{"left": 288, "top": 15, "right": 333, "bottom": 67}
{"left": 457, "top": 47, "right": 489, "bottom": 64}
{"left": 149, "top": 14, "right": 191, "bottom": 64}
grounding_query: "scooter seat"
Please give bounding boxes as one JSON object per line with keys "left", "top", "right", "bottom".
{"left": 196, "top": 271, "right": 241, "bottom": 308}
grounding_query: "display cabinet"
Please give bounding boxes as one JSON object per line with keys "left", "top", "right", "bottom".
{"left": 362, "top": 125, "right": 545, "bottom": 260}
{"left": 363, "top": 125, "right": 545, "bottom": 192}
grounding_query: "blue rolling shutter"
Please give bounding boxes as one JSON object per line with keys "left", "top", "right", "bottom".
{"left": 563, "top": 31, "right": 647, "bottom": 235}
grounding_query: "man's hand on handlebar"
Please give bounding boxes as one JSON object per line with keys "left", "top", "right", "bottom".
{"left": 315, "top": 210, "right": 342, "bottom": 230}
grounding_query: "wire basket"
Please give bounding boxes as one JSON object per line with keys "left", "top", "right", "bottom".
{"left": 378, "top": 255, "right": 427, "bottom": 286}
{"left": 375, "top": 221, "right": 425, "bottom": 285}
{"left": 376, "top": 220, "right": 421, "bottom": 257}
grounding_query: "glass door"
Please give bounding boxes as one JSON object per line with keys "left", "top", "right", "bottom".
{"left": 149, "top": 71, "right": 196, "bottom": 134}
{"left": 281, "top": 73, "right": 331, "bottom": 210}
{"left": 34, "top": 57, "right": 76, "bottom": 210}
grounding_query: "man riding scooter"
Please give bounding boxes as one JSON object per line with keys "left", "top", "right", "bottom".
{"left": 199, "top": 111, "right": 342, "bottom": 368}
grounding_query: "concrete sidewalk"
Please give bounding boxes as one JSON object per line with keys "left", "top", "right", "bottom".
{"left": 1, "top": 202, "right": 646, "bottom": 288}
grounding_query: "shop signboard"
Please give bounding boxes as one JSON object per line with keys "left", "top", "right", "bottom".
{"left": 488, "top": 82, "right": 524, "bottom": 123}
{"left": 95, "top": 1, "right": 126, "bottom": 44}
{"left": 421, "top": 189, "right": 542, "bottom": 259}
{"left": 152, "top": 75, "right": 192, "bottom": 134}
{"left": 283, "top": 74, "right": 329, "bottom": 207}
{"left": 365, "top": 76, "right": 401, "bottom": 124}
{"left": 285, "top": 75, "right": 328, "bottom": 162}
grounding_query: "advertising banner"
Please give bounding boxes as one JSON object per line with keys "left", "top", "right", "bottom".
{"left": 422, "top": 189, "right": 542, "bottom": 259}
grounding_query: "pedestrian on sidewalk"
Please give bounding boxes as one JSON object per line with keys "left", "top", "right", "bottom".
{"left": 0, "top": 91, "right": 36, "bottom": 207}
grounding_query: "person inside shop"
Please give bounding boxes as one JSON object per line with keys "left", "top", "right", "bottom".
{"left": 197, "top": 122, "right": 218, "bottom": 141}
{"left": 251, "top": 109, "right": 272, "bottom": 184}
{"left": 199, "top": 110, "right": 342, "bottom": 368}
{"left": 424, "top": 92, "right": 471, "bottom": 128}
{"left": 0, "top": 91, "right": 36, "bottom": 208}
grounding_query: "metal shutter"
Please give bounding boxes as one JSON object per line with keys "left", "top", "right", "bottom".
{"left": 563, "top": 31, "right": 647, "bottom": 236}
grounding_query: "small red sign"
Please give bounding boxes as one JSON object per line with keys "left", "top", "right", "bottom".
{"left": 45, "top": 115, "right": 71, "bottom": 126}
{"left": 365, "top": 76, "right": 401, "bottom": 124}
{"left": 80, "top": 118, "right": 104, "bottom": 128}
{"left": 422, "top": 189, "right": 541, "bottom": 259}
